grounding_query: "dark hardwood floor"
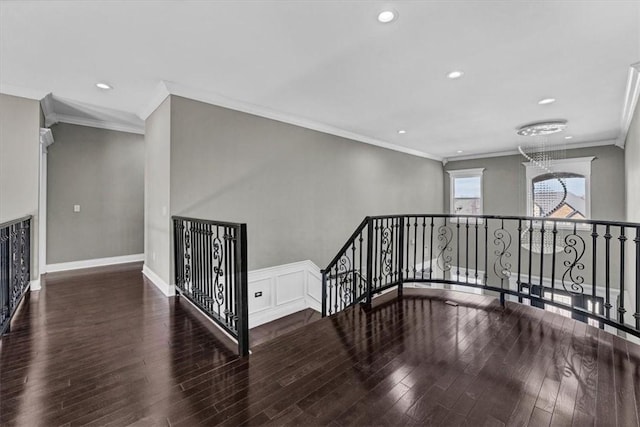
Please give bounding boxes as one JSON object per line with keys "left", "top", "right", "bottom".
{"left": 1, "top": 264, "right": 639, "bottom": 426}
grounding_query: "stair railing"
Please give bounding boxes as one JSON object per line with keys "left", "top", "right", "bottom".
{"left": 173, "top": 216, "right": 249, "bottom": 356}
{"left": 1, "top": 216, "right": 31, "bottom": 335}
{"left": 322, "top": 214, "right": 640, "bottom": 340}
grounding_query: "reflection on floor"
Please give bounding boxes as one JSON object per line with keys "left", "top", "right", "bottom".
{"left": 250, "top": 308, "right": 322, "bottom": 347}
{"left": 1, "top": 263, "right": 639, "bottom": 426}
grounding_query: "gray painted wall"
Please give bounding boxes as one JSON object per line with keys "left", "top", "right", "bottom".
{"left": 145, "top": 97, "right": 172, "bottom": 284}
{"left": 444, "top": 145, "right": 626, "bottom": 220}
{"left": 0, "top": 93, "right": 41, "bottom": 279}
{"left": 47, "top": 123, "right": 144, "bottom": 263}
{"left": 168, "top": 95, "right": 444, "bottom": 270}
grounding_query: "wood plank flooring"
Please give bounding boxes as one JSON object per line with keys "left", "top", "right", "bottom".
{"left": 1, "top": 264, "right": 639, "bottom": 426}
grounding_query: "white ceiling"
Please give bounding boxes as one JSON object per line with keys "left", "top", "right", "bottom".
{"left": 1, "top": 1, "right": 639, "bottom": 160}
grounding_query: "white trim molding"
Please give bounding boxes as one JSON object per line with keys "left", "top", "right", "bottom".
{"left": 142, "top": 264, "right": 175, "bottom": 297}
{"left": 54, "top": 114, "right": 144, "bottom": 135}
{"left": 617, "top": 62, "right": 640, "bottom": 148}
{"left": 30, "top": 279, "right": 41, "bottom": 291}
{"left": 445, "top": 139, "right": 618, "bottom": 163}
{"left": 138, "top": 80, "right": 441, "bottom": 161}
{"left": 45, "top": 253, "right": 144, "bottom": 273}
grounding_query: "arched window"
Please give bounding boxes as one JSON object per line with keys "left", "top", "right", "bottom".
{"left": 532, "top": 172, "right": 586, "bottom": 219}
{"left": 523, "top": 156, "right": 594, "bottom": 220}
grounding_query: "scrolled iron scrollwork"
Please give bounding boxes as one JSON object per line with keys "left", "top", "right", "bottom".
{"left": 212, "top": 235, "right": 225, "bottom": 306}
{"left": 561, "top": 232, "right": 585, "bottom": 295}
{"left": 336, "top": 254, "right": 354, "bottom": 307}
{"left": 493, "top": 227, "right": 512, "bottom": 280}
{"left": 436, "top": 225, "right": 453, "bottom": 273}
{"left": 380, "top": 225, "right": 393, "bottom": 277}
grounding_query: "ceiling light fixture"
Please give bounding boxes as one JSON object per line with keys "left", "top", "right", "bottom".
{"left": 377, "top": 10, "right": 397, "bottom": 23}
{"left": 397, "top": 129, "right": 406, "bottom": 134}
{"left": 564, "top": 136, "right": 573, "bottom": 140}
{"left": 516, "top": 120, "right": 568, "bottom": 136}
{"left": 447, "top": 70, "right": 464, "bottom": 79}
{"left": 457, "top": 150, "right": 463, "bottom": 153}
{"left": 538, "top": 98, "right": 556, "bottom": 105}
{"left": 96, "top": 82, "right": 112, "bottom": 90}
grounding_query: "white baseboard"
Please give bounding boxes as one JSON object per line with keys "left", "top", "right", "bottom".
{"left": 247, "top": 260, "right": 322, "bottom": 328}
{"left": 142, "top": 264, "right": 175, "bottom": 297}
{"left": 30, "top": 279, "right": 41, "bottom": 291}
{"left": 45, "top": 253, "right": 144, "bottom": 273}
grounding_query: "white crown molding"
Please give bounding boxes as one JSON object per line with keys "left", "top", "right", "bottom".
{"left": 444, "top": 138, "right": 618, "bottom": 162}
{"left": 617, "top": 62, "right": 640, "bottom": 148}
{"left": 46, "top": 253, "right": 144, "bottom": 273}
{"left": 41, "top": 93, "right": 59, "bottom": 127}
{"left": 137, "top": 81, "right": 171, "bottom": 120}
{"left": 0, "top": 83, "right": 49, "bottom": 101}
{"left": 143, "top": 80, "right": 441, "bottom": 161}
{"left": 55, "top": 114, "right": 145, "bottom": 135}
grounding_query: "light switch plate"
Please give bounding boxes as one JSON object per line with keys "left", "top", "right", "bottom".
{"left": 73, "top": 205, "right": 81, "bottom": 212}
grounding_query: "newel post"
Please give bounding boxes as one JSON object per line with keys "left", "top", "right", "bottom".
{"left": 365, "top": 217, "right": 373, "bottom": 309}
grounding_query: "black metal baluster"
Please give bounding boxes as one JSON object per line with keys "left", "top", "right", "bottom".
{"left": 429, "top": 217, "right": 434, "bottom": 280}
{"left": 226, "top": 225, "right": 232, "bottom": 324}
{"left": 321, "top": 269, "right": 327, "bottom": 317}
{"left": 422, "top": 217, "right": 426, "bottom": 280}
{"left": 551, "top": 221, "right": 557, "bottom": 303}
{"left": 528, "top": 220, "right": 533, "bottom": 299}
{"left": 465, "top": 217, "right": 469, "bottom": 282}
{"left": 373, "top": 219, "right": 378, "bottom": 291}
{"left": 456, "top": 220, "right": 460, "bottom": 280}
{"left": 475, "top": 218, "right": 479, "bottom": 282}
{"left": 413, "top": 217, "right": 418, "bottom": 281}
{"left": 517, "top": 219, "right": 522, "bottom": 303}
{"left": 358, "top": 230, "right": 364, "bottom": 299}
{"left": 539, "top": 221, "right": 545, "bottom": 300}
{"left": 619, "top": 227, "right": 627, "bottom": 325}
{"left": 484, "top": 219, "right": 489, "bottom": 285}
{"left": 405, "top": 218, "right": 410, "bottom": 280}
{"left": 398, "top": 217, "right": 405, "bottom": 296}
{"left": 592, "top": 224, "right": 598, "bottom": 316}
{"left": 366, "top": 218, "right": 373, "bottom": 307}
{"left": 351, "top": 241, "right": 356, "bottom": 299}
{"left": 605, "top": 225, "right": 612, "bottom": 319}
{"left": 635, "top": 227, "right": 640, "bottom": 331}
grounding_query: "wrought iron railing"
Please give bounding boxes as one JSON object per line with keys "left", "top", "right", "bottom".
{"left": 322, "top": 214, "right": 640, "bottom": 339}
{"left": 1, "top": 216, "right": 31, "bottom": 335}
{"left": 173, "top": 216, "right": 249, "bottom": 356}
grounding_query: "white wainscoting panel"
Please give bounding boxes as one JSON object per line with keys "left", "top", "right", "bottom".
{"left": 248, "top": 260, "right": 322, "bottom": 328}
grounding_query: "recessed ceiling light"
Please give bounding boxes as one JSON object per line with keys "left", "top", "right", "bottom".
{"left": 538, "top": 98, "right": 556, "bottom": 105}
{"left": 398, "top": 129, "right": 406, "bottom": 134}
{"left": 447, "top": 71, "right": 464, "bottom": 79}
{"left": 564, "top": 136, "right": 573, "bottom": 140}
{"left": 457, "top": 150, "right": 463, "bottom": 153}
{"left": 96, "top": 82, "right": 112, "bottom": 90}
{"left": 377, "top": 10, "right": 397, "bottom": 23}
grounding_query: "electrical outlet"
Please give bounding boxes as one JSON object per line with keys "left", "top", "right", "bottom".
{"left": 73, "top": 205, "right": 81, "bottom": 212}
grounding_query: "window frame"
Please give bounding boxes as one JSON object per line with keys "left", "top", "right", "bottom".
{"left": 522, "top": 156, "right": 594, "bottom": 221}
{"left": 447, "top": 168, "right": 485, "bottom": 218}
